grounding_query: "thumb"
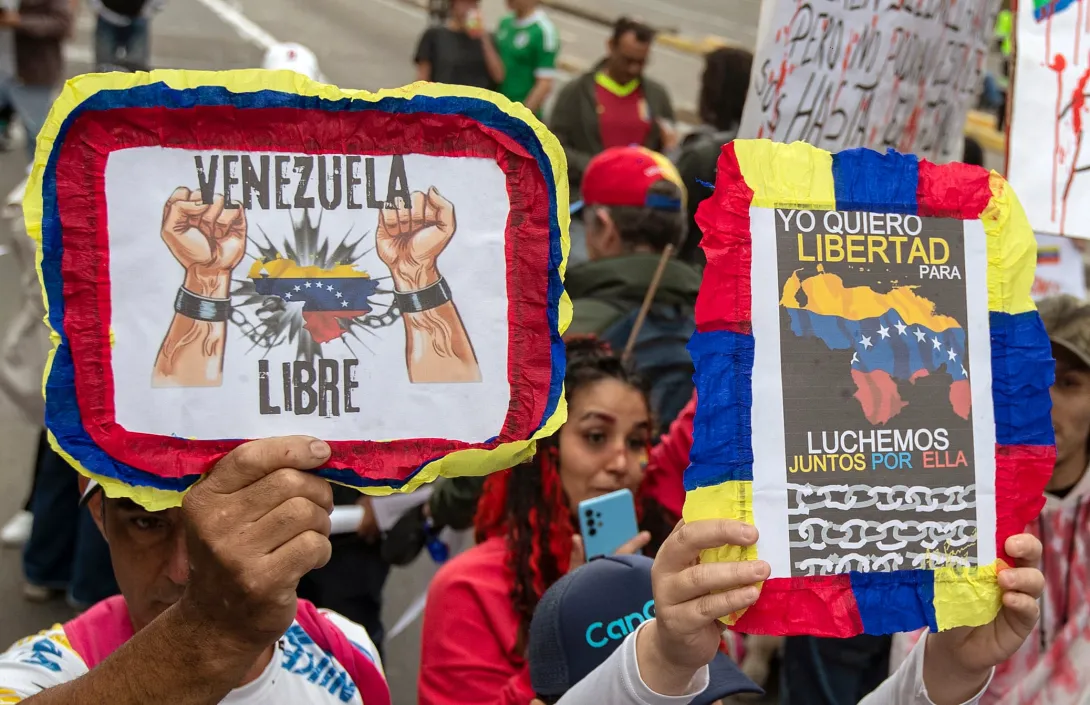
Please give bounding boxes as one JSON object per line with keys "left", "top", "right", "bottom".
{"left": 207, "top": 436, "right": 331, "bottom": 494}
{"left": 617, "top": 531, "right": 652, "bottom": 556}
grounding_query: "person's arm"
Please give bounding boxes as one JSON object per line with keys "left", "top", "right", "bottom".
{"left": 524, "top": 25, "right": 559, "bottom": 113}
{"left": 480, "top": 34, "right": 506, "bottom": 85}
{"left": 16, "top": 605, "right": 270, "bottom": 705}
{"left": 548, "top": 82, "right": 595, "bottom": 181}
{"left": 12, "top": 436, "right": 339, "bottom": 705}
{"left": 4, "top": 0, "right": 72, "bottom": 38}
{"left": 415, "top": 28, "right": 436, "bottom": 82}
{"left": 377, "top": 188, "right": 481, "bottom": 383}
{"left": 153, "top": 188, "right": 246, "bottom": 387}
{"left": 549, "top": 621, "right": 711, "bottom": 705}
{"left": 523, "top": 77, "right": 554, "bottom": 114}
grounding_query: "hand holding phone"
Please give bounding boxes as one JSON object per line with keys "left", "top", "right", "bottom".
{"left": 578, "top": 489, "right": 642, "bottom": 560}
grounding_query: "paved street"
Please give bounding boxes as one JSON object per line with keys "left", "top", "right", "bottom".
{"left": 0, "top": 0, "right": 729, "bottom": 701}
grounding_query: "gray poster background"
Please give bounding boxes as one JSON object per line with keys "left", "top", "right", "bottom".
{"left": 774, "top": 210, "right": 978, "bottom": 576}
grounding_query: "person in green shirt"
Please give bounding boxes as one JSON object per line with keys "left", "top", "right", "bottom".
{"left": 494, "top": 0, "right": 559, "bottom": 113}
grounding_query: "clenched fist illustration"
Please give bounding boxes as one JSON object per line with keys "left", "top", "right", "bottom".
{"left": 376, "top": 187, "right": 456, "bottom": 292}
{"left": 161, "top": 187, "right": 247, "bottom": 299}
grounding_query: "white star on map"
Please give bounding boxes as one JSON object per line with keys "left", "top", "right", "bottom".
{"left": 861, "top": 335, "right": 873, "bottom": 350}
{"left": 947, "top": 348, "right": 958, "bottom": 361}
{"left": 340, "top": 300, "right": 349, "bottom": 308}
{"left": 914, "top": 329, "right": 926, "bottom": 342}
{"left": 335, "top": 291, "right": 342, "bottom": 298}
{"left": 851, "top": 352, "right": 859, "bottom": 365}
{"left": 932, "top": 336, "right": 942, "bottom": 350}
{"left": 284, "top": 292, "right": 293, "bottom": 300}
{"left": 293, "top": 285, "right": 301, "bottom": 292}
{"left": 327, "top": 285, "right": 335, "bottom": 292}
{"left": 877, "top": 325, "right": 890, "bottom": 339}
{"left": 895, "top": 321, "right": 908, "bottom": 335}
{"left": 304, "top": 282, "right": 312, "bottom": 288}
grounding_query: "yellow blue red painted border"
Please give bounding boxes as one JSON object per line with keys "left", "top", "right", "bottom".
{"left": 683, "top": 140, "right": 1055, "bottom": 635}
{"left": 28, "top": 70, "right": 571, "bottom": 510}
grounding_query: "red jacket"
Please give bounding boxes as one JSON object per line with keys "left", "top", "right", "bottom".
{"left": 642, "top": 390, "right": 697, "bottom": 520}
{"left": 419, "top": 536, "right": 535, "bottom": 705}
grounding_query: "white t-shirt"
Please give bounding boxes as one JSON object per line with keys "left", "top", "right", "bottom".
{"left": 0, "top": 609, "right": 383, "bottom": 704}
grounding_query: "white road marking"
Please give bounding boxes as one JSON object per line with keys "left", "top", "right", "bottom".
{"left": 192, "top": 0, "right": 278, "bottom": 50}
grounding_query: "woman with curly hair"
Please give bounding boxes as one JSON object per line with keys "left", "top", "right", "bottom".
{"left": 417, "top": 339, "right": 675, "bottom": 705}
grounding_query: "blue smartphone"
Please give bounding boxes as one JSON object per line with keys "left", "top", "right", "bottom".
{"left": 578, "top": 489, "right": 639, "bottom": 560}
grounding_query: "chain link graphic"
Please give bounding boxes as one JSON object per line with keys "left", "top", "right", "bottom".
{"left": 789, "top": 518, "right": 977, "bottom": 552}
{"left": 795, "top": 550, "right": 975, "bottom": 576}
{"left": 786, "top": 484, "right": 976, "bottom": 515}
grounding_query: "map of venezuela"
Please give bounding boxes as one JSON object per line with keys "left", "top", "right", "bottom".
{"left": 780, "top": 268, "right": 971, "bottom": 425}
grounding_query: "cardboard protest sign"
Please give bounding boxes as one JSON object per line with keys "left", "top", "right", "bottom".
{"left": 739, "top": 1, "right": 998, "bottom": 162}
{"left": 1033, "top": 233, "right": 1087, "bottom": 300}
{"left": 1008, "top": 0, "right": 1090, "bottom": 237}
{"left": 684, "top": 140, "right": 1054, "bottom": 636}
{"left": 28, "top": 71, "right": 571, "bottom": 510}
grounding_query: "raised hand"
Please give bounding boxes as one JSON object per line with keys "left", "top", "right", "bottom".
{"left": 922, "top": 534, "right": 1045, "bottom": 705}
{"left": 376, "top": 187, "right": 456, "bottom": 292}
{"left": 161, "top": 187, "right": 247, "bottom": 298}
{"left": 178, "top": 436, "right": 334, "bottom": 650}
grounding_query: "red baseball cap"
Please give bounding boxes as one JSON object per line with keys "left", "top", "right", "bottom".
{"left": 580, "top": 146, "right": 685, "bottom": 212}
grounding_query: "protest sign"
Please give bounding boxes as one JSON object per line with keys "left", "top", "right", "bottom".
{"left": 27, "top": 71, "right": 570, "bottom": 510}
{"left": 1008, "top": 0, "right": 1090, "bottom": 238}
{"left": 684, "top": 141, "right": 1054, "bottom": 636}
{"left": 1033, "top": 233, "right": 1087, "bottom": 300}
{"left": 739, "top": 1, "right": 999, "bottom": 162}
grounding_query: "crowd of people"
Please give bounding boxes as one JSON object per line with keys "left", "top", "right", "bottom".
{"left": 0, "top": 0, "right": 1086, "bottom": 703}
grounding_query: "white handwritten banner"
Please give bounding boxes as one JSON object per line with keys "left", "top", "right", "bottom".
{"left": 740, "top": 0, "right": 999, "bottom": 162}
{"left": 1008, "top": 1, "right": 1090, "bottom": 238}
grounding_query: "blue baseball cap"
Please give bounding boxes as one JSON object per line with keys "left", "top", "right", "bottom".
{"left": 528, "top": 554, "right": 762, "bottom": 703}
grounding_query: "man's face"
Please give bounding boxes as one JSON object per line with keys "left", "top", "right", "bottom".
{"left": 607, "top": 32, "right": 651, "bottom": 85}
{"left": 506, "top": 0, "right": 534, "bottom": 14}
{"left": 451, "top": 0, "right": 479, "bottom": 23}
{"left": 1050, "top": 345, "right": 1090, "bottom": 471}
{"left": 91, "top": 496, "right": 189, "bottom": 631}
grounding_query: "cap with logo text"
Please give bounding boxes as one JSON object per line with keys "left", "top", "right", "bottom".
{"left": 528, "top": 554, "right": 761, "bottom": 703}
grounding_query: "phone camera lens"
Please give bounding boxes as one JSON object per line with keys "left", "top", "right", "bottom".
{"left": 587, "top": 518, "right": 596, "bottom": 527}
{"left": 585, "top": 509, "right": 594, "bottom": 517}
{"left": 588, "top": 528, "right": 597, "bottom": 536}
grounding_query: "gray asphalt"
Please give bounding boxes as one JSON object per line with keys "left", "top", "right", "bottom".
{"left": 0, "top": 0, "right": 722, "bottom": 702}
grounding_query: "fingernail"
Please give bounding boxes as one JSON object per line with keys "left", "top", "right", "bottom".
{"left": 754, "top": 561, "right": 770, "bottom": 580}
{"left": 743, "top": 586, "right": 760, "bottom": 602}
{"left": 310, "top": 440, "right": 330, "bottom": 459}
{"left": 742, "top": 525, "right": 758, "bottom": 542}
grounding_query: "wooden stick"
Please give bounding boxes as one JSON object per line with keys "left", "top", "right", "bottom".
{"left": 622, "top": 244, "right": 675, "bottom": 366}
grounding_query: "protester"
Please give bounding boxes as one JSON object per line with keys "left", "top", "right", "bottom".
{"left": 414, "top": 0, "right": 504, "bottom": 89}
{"left": 568, "top": 146, "right": 698, "bottom": 430}
{"left": 3, "top": 0, "right": 72, "bottom": 162}
{"left": 675, "top": 46, "right": 753, "bottom": 264}
{"left": 0, "top": 436, "right": 390, "bottom": 704}
{"left": 493, "top": 0, "right": 558, "bottom": 113}
{"left": 417, "top": 338, "right": 679, "bottom": 705}
{"left": 535, "top": 519, "right": 1045, "bottom": 705}
{"left": 550, "top": 17, "right": 674, "bottom": 192}
{"left": 962, "top": 294, "right": 1090, "bottom": 704}
{"left": 88, "top": 0, "right": 165, "bottom": 72}
{"left": 528, "top": 550, "right": 763, "bottom": 705}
